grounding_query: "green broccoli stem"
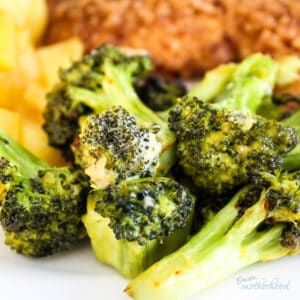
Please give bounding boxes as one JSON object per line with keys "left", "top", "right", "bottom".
{"left": 183, "top": 186, "right": 249, "bottom": 251}
{"left": 283, "top": 109, "right": 300, "bottom": 171}
{"left": 282, "top": 109, "right": 300, "bottom": 135}
{"left": 284, "top": 144, "right": 300, "bottom": 171}
{"left": 126, "top": 189, "right": 289, "bottom": 300}
{"left": 188, "top": 64, "right": 237, "bottom": 101}
{"left": 189, "top": 54, "right": 277, "bottom": 114}
{"left": 216, "top": 54, "right": 278, "bottom": 113}
{"left": 188, "top": 55, "right": 299, "bottom": 104}
{"left": 0, "top": 129, "right": 49, "bottom": 178}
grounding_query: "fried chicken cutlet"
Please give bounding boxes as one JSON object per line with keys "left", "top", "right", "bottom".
{"left": 44, "top": 0, "right": 236, "bottom": 77}
{"left": 44, "top": 0, "right": 300, "bottom": 77}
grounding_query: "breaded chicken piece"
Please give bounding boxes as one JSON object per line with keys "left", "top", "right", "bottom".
{"left": 224, "top": 0, "right": 300, "bottom": 59}
{"left": 44, "top": 0, "right": 236, "bottom": 77}
{"left": 44, "top": 0, "right": 300, "bottom": 77}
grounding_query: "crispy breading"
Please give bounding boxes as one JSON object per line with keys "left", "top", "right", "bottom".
{"left": 224, "top": 0, "right": 300, "bottom": 59}
{"left": 44, "top": 0, "right": 300, "bottom": 77}
{"left": 44, "top": 0, "right": 236, "bottom": 77}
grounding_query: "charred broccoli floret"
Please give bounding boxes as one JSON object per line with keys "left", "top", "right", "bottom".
{"left": 0, "top": 129, "right": 90, "bottom": 257}
{"left": 43, "top": 45, "right": 174, "bottom": 162}
{"left": 134, "top": 75, "right": 186, "bottom": 111}
{"left": 74, "top": 106, "right": 168, "bottom": 188}
{"left": 167, "top": 54, "right": 291, "bottom": 195}
{"left": 126, "top": 172, "right": 300, "bottom": 300}
{"left": 169, "top": 96, "right": 297, "bottom": 195}
{"left": 82, "top": 177, "right": 195, "bottom": 278}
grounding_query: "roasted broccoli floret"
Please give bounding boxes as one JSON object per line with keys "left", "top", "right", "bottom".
{"left": 134, "top": 75, "right": 186, "bottom": 111}
{"left": 126, "top": 172, "right": 300, "bottom": 300}
{"left": 43, "top": 45, "right": 174, "bottom": 162}
{"left": 0, "top": 129, "right": 90, "bottom": 257}
{"left": 82, "top": 177, "right": 195, "bottom": 278}
{"left": 74, "top": 106, "right": 170, "bottom": 188}
{"left": 168, "top": 54, "right": 297, "bottom": 195}
{"left": 169, "top": 96, "right": 297, "bottom": 195}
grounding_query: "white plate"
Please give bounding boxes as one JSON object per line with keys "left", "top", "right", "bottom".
{"left": 0, "top": 228, "right": 299, "bottom": 300}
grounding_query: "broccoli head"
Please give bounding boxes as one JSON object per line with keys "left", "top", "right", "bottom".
{"left": 82, "top": 177, "right": 195, "bottom": 278}
{"left": 73, "top": 106, "right": 164, "bottom": 188}
{"left": 169, "top": 96, "right": 298, "bottom": 195}
{"left": 126, "top": 172, "right": 300, "bottom": 300}
{"left": 0, "top": 129, "right": 90, "bottom": 257}
{"left": 43, "top": 45, "right": 174, "bottom": 160}
{"left": 44, "top": 45, "right": 176, "bottom": 179}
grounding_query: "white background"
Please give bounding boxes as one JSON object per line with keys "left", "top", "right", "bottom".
{"left": 0, "top": 230, "right": 299, "bottom": 300}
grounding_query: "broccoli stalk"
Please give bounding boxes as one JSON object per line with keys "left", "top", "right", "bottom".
{"left": 284, "top": 144, "right": 300, "bottom": 171}
{"left": 82, "top": 177, "right": 195, "bottom": 278}
{"left": 189, "top": 54, "right": 278, "bottom": 112}
{"left": 188, "top": 63, "right": 237, "bottom": 101}
{"left": 126, "top": 173, "right": 300, "bottom": 300}
{"left": 0, "top": 130, "right": 49, "bottom": 178}
{"left": 0, "top": 129, "right": 90, "bottom": 257}
{"left": 189, "top": 54, "right": 300, "bottom": 110}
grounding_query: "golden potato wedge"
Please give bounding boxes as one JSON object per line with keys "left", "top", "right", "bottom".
{"left": 23, "top": 83, "right": 47, "bottom": 114}
{"left": 36, "top": 37, "right": 84, "bottom": 88}
{"left": 0, "top": 72, "right": 24, "bottom": 109}
{"left": 25, "top": 0, "right": 48, "bottom": 44}
{"left": 0, "top": 107, "right": 22, "bottom": 141}
{"left": 0, "top": 0, "right": 30, "bottom": 27}
{"left": 22, "top": 121, "right": 67, "bottom": 166}
{"left": 0, "top": 0, "right": 47, "bottom": 44}
{"left": 18, "top": 46, "right": 40, "bottom": 82}
{"left": 14, "top": 27, "right": 32, "bottom": 52}
{"left": 0, "top": 12, "right": 16, "bottom": 71}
